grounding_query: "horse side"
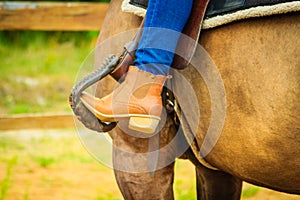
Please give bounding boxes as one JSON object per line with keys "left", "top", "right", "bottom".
{"left": 194, "top": 11, "right": 300, "bottom": 194}
{"left": 94, "top": 0, "right": 300, "bottom": 199}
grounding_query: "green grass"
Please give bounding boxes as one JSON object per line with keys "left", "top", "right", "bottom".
{"left": 0, "top": 31, "right": 98, "bottom": 115}
{"left": 242, "top": 185, "right": 261, "bottom": 198}
{"left": 0, "top": 156, "right": 17, "bottom": 200}
{"left": 34, "top": 156, "right": 56, "bottom": 168}
{"left": 0, "top": 129, "right": 89, "bottom": 166}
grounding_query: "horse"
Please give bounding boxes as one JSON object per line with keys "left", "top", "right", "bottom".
{"left": 91, "top": 0, "right": 300, "bottom": 199}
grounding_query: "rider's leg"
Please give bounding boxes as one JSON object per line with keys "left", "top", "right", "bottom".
{"left": 134, "top": 0, "right": 193, "bottom": 75}
{"left": 81, "top": 0, "right": 193, "bottom": 133}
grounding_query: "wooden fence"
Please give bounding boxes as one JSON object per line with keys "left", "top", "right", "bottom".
{"left": 0, "top": 1, "right": 109, "bottom": 130}
{"left": 0, "top": 1, "right": 109, "bottom": 30}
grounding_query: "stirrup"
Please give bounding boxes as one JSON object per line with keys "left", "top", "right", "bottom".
{"left": 69, "top": 21, "right": 145, "bottom": 132}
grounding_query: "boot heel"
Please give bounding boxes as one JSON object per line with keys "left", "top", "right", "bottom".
{"left": 129, "top": 117, "right": 160, "bottom": 134}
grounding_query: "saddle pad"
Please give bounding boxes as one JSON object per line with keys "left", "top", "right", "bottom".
{"left": 122, "top": 0, "right": 300, "bottom": 29}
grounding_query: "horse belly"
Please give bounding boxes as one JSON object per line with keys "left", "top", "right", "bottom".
{"left": 198, "top": 13, "right": 300, "bottom": 193}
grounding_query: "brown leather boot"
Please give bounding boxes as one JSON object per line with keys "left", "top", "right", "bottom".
{"left": 80, "top": 66, "right": 167, "bottom": 134}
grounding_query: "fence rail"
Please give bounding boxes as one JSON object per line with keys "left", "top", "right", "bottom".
{"left": 0, "top": 114, "right": 74, "bottom": 130}
{"left": 0, "top": 2, "right": 109, "bottom": 30}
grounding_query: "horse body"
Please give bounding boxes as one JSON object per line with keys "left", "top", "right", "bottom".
{"left": 95, "top": 0, "right": 300, "bottom": 198}
{"left": 197, "top": 12, "right": 300, "bottom": 193}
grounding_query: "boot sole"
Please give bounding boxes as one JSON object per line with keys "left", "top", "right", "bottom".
{"left": 128, "top": 117, "right": 160, "bottom": 134}
{"left": 80, "top": 97, "right": 160, "bottom": 134}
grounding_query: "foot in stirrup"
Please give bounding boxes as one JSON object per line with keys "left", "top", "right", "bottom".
{"left": 80, "top": 66, "right": 168, "bottom": 134}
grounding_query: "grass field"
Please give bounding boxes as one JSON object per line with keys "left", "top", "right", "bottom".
{"left": 0, "top": 31, "right": 98, "bottom": 115}
{"left": 0, "top": 32, "right": 299, "bottom": 200}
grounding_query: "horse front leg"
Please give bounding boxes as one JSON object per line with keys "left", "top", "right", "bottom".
{"left": 94, "top": 1, "right": 176, "bottom": 199}
{"left": 196, "top": 164, "right": 242, "bottom": 200}
{"left": 114, "top": 161, "right": 175, "bottom": 200}
{"left": 111, "top": 117, "right": 178, "bottom": 200}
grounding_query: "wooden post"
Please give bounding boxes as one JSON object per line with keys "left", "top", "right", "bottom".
{"left": 0, "top": 114, "right": 75, "bottom": 130}
{"left": 0, "top": 2, "right": 109, "bottom": 30}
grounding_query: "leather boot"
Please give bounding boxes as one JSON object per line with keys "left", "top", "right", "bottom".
{"left": 80, "top": 66, "right": 167, "bottom": 134}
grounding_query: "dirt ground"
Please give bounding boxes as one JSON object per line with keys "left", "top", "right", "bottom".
{"left": 0, "top": 164, "right": 299, "bottom": 200}
{"left": 0, "top": 129, "right": 299, "bottom": 200}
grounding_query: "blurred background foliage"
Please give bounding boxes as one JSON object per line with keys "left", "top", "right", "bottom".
{"left": 0, "top": 1, "right": 112, "bottom": 115}
{"left": 0, "top": 30, "right": 99, "bottom": 115}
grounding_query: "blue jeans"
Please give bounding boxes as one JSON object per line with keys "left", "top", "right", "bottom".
{"left": 134, "top": 0, "right": 193, "bottom": 75}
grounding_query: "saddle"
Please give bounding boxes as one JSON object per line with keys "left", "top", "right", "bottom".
{"left": 106, "top": 0, "right": 294, "bottom": 78}
{"left": 130, "top": 0, "right": 294, "bottom": 18}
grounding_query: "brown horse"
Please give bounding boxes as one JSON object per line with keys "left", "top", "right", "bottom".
{"left": 93, "top": 0, "right": 300, "bottom": 199}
